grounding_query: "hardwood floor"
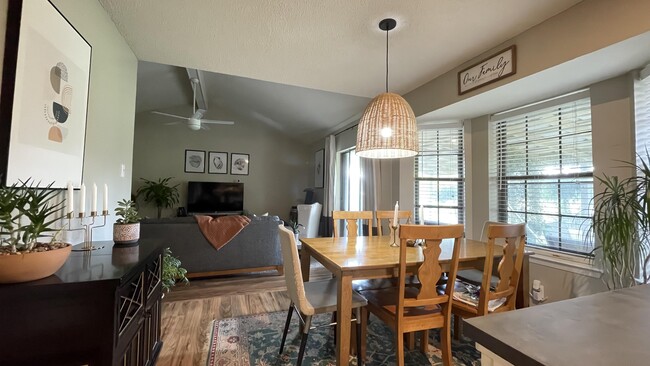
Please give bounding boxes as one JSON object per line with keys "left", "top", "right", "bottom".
{"left": 158, "top": 261, "right": 331, "bottom": 365}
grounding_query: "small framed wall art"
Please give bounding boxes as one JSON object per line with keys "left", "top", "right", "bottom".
{"left": 230, "top": 153, "right": 249, "bottom": 175}
{"left": 208, "top": 151, "right": 228, "bottom": 174}
{"left": 314, "top": 149, "right": 324, "bottom": 188}
{"left": 184, "top": 149, "right": 205, "bottom": 173}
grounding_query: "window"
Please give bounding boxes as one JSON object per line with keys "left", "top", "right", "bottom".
{"left": 490, "top": 91, "right": 593, "bottom": 254}
{"left": 415, "top": 126, "right": 465, "bottom": 224}
{"left": 636, "top": 73, "right": 650, "bottom": 158}
{"left": 338, "top": 148, "right": 362, "bottom": 211}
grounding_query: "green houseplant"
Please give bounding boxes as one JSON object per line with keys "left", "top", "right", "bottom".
{"left": 136, "top": 177, "right": 180, "bottom": 219}
{"left": 113, "top": 199, "right": 141, "bottom": 245}
{"left": 0, "top": 179, "right": 71, "bottom": 283}
{"left": 589, "top": 155, "right": 650, "bottom": 289}
{"left": 162, "top": 247, "right": 188, "bottom": 293}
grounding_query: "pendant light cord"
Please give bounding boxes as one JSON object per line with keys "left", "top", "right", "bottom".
{"left": 385, "top": 26, "right": 389, "bottom": 93}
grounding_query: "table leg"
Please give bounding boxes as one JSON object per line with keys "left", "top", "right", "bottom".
{"left": 336, "top": 273, "right": 352, "bottom": 366}
{"left": 300, "top": 248, "right": 311, "bottom": 282}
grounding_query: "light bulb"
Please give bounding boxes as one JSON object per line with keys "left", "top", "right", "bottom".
{"left": 380, "top": 127, "right": 393, "bottom": 138}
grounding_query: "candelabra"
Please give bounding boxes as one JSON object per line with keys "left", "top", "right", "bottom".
{"left": 388, "top": 224, "right": 400, "bottom": 247}
{"left": 66, "top": 210, "right": 109, "bottom": 251}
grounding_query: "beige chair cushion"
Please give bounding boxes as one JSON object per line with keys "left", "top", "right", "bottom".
{"left": 304, "top": 279, "right": 367, "bottom": 315}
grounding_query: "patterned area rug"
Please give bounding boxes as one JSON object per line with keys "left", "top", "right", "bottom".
{"left": 203, "top": 311, "right": 481, "bottom": 366}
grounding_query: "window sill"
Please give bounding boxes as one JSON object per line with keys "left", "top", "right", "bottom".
{"left": 529, "top": 248, "right": 603, "bottom": 278}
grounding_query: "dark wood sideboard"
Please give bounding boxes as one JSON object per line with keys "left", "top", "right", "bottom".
{"left": 0, "top": 240, "right": 164, "bottom": 366}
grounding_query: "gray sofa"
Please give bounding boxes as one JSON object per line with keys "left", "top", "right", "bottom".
{"left": 140, "top": 215, "right": 283, "bottom": 277}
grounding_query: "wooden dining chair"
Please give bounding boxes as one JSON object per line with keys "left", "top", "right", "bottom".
{"left": 375, "top": 210, "right": 412, "bottom": 236}
{"left": 332, "top": 211, "right": 374, "bottom": 238}
{"left": 277, "top": 225, "right": 367, "bottom": 365}
{"left": 451, "top": 223, "right": 526, "bottom": 330}
{"left": 358, "top": 224, "right": 464, "bottom": 366}
{"left": 455, "top": 220, "right": 504, "bottom": 287}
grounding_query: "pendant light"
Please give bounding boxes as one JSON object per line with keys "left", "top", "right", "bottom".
{"left": 356, "top": 18, "right": 418, "bottom": 159}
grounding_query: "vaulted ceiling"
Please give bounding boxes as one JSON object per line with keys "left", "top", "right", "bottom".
{"left": 99, "top": 0, "right": 585, "bottom": 141}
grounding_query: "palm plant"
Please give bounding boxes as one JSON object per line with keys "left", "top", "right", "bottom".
{"left": 136, "top": 177, "right": 180, "bottom": 219}
{"left": 589, "top": 154, "right": 650, "bottom": 289}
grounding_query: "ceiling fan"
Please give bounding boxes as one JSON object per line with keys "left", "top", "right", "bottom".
{"left": 151, "top": 78, "right": 234, "bottom": 130}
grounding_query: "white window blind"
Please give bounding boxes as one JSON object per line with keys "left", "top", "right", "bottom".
{"left": 489, "top": 92, "right": 593, "bottom": 254}
{"left": 635, "top": 74, "right": 650, "bottom": 159}
{"left": 415, "top": 126, "right": 464, "bottom": 225}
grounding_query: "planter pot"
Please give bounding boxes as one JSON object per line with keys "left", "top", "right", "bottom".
{"left": 113, "top": 222, "right": 140, "bottom": 245}
{"left": 0, "top": 244, "right": 72, "bottom": 284}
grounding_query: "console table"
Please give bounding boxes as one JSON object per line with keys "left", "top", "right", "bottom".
{"left": 0, "top": 240, "right": 164, "bottom": 366}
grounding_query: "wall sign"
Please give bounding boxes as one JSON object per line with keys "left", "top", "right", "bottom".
{"left": 458, "top": 45, "right": 516, "bottom": 95}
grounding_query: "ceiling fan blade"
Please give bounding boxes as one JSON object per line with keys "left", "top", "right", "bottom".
{"left": 163, "top": 121, "right": 181, "bottom": 126}
{"left": 200, "top": 124, "right": 210, "bottom": 131}
{"left": 151, "top": 111, "right": 188, "bottom": 120}
{"left": 202, "top": 119, "right": 235, "bottom": 125}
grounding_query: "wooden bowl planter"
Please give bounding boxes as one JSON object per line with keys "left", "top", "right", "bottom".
{"left": 0, "top": 243, "right": 72, "bottom": 284}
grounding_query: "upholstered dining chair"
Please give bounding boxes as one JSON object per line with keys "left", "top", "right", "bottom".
{"left": 277, "top": 225, "right": 367, "bottom": 366}
{"left": 358, "top": 224, "right": 464, "bottom": 366}
{"left": 332, "top": 210, "right": 374, "bottom": 238}
{"left": 451, "top": 223, "right": 526, "bottom": 333}
{"left": 375, "top": 210, "right": 412, "bottom": 236}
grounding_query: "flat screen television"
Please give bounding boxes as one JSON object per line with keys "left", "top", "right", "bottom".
{"left": 187, "top": 181, "right": 244, "bottom": 214}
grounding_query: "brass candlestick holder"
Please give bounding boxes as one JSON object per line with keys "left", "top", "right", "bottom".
{"left": 66, "top": 210, "right": 109, "bottom": 251}
{"left": 389, "top": 224, "right": 399, "bottom": 247}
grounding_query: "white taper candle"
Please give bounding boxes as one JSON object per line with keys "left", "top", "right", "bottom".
{"left": 67, "top": 181, "right": 74, "bottom": 214}
{"left": 79, "top": 184, "right": 86, "bottom": 215}
{"left": 103, "top": 184, "right": 108, "bottom": 212}
{"left": 91, "top": 183, "right": 97, "bottom": 213}
{"left": 393, "top": 201, "right": 399, "bottom": 226}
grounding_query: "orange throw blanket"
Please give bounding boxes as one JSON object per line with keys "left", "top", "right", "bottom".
{"left": 194, "top": 215, "right": 251, "bottom": 251}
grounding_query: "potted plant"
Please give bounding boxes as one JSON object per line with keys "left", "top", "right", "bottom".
{"left": 162, "top": 247, "right": 188, "bottom": 293}
{"left": 589, "top": 154, "right": 650, "bottom": 289}
{"left": 287, "top": 220, "right": 304, "bottom": 242}
{"left": 136, "top": 177, "right": 180, "bottom": 219}
{"left": 0, "top": 179, "right": 71, "bottom": 283}
{"left": 113, "top": 199, "right": 141, "bottom": 245}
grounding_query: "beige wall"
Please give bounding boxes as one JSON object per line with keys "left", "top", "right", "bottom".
{"left": 404, "top": 0, "right": 650, "bottom": 117}
{"left": 0, "top": 1, "right": 138, "bottom": 242}
{"left": 132, "top": 106, "right": 311, "bottom": 219}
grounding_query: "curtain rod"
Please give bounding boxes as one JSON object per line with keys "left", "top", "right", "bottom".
{"left": 334, "top": 123, "right": 358, "bottom": 137}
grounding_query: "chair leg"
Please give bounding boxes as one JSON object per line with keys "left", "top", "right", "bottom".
{"left": 360, "top": 307, "right": 367, "bottom": 361}
{"left": 355, "top": 308, "right": 364, "bottom": 366}
{"left": 396, "top": 331, "right": 405, "bottom": 366}
{"left": 331, "top": 311, "right": 337, "bottom": 344}
{"left": 420, "top": 329, "right": 429, "bottom": 354}
{"left": 279, "top": 303, "right": 294, "bottom": 354}
{"left": 453, "top": 314, "right": 461, "bottom": 340}
{"left": 441, "top": 323, "right": 453, "bottom": 366}
{"left": 297, "top": 315, "right": 312, "bottom": 366}
{"left": 405, "top": 332, "right": 415, "bottom": 350}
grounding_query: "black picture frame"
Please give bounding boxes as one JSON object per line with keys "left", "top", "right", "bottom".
{"left": 208, "top": 151, "right": 228, "bottom": 174}
{"left": 0, "top": 0, "right": 92, "bottom": 188}
{"left": 230, "top": 153, "right": 249, "bottom": 175}
{"left": 184, "top": 149, "right": 205, "bottom": 173}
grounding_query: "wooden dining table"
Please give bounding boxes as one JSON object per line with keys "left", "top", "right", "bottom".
{"left": 299, "top": 235, "right": 530, "bottom": 366}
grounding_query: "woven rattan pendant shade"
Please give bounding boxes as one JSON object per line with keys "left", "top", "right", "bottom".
{"left": 356, "top": 92, "right": 418, "bottom": 159}
{"left": 356, "top": 18, "right": 418, "bottom": 159}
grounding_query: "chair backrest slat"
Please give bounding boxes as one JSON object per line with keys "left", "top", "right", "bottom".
{"left": 332, "top": 211, "right": 374, "bottom": 238}
{"left": 478, "top": 223, "right": 526, "bottom": 313}
{"left": 397, "top": 224, "right": 464, "bottom": 318}
{"left": 375, "top": 210, "right": 412, "bottom": 236}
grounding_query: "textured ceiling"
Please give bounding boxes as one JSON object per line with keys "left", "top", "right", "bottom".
{"left": 102, "top": 0, "right": 594, "bottom": 142}
{"left": 100, "top": 0, "right": 582, "bottom": 98}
